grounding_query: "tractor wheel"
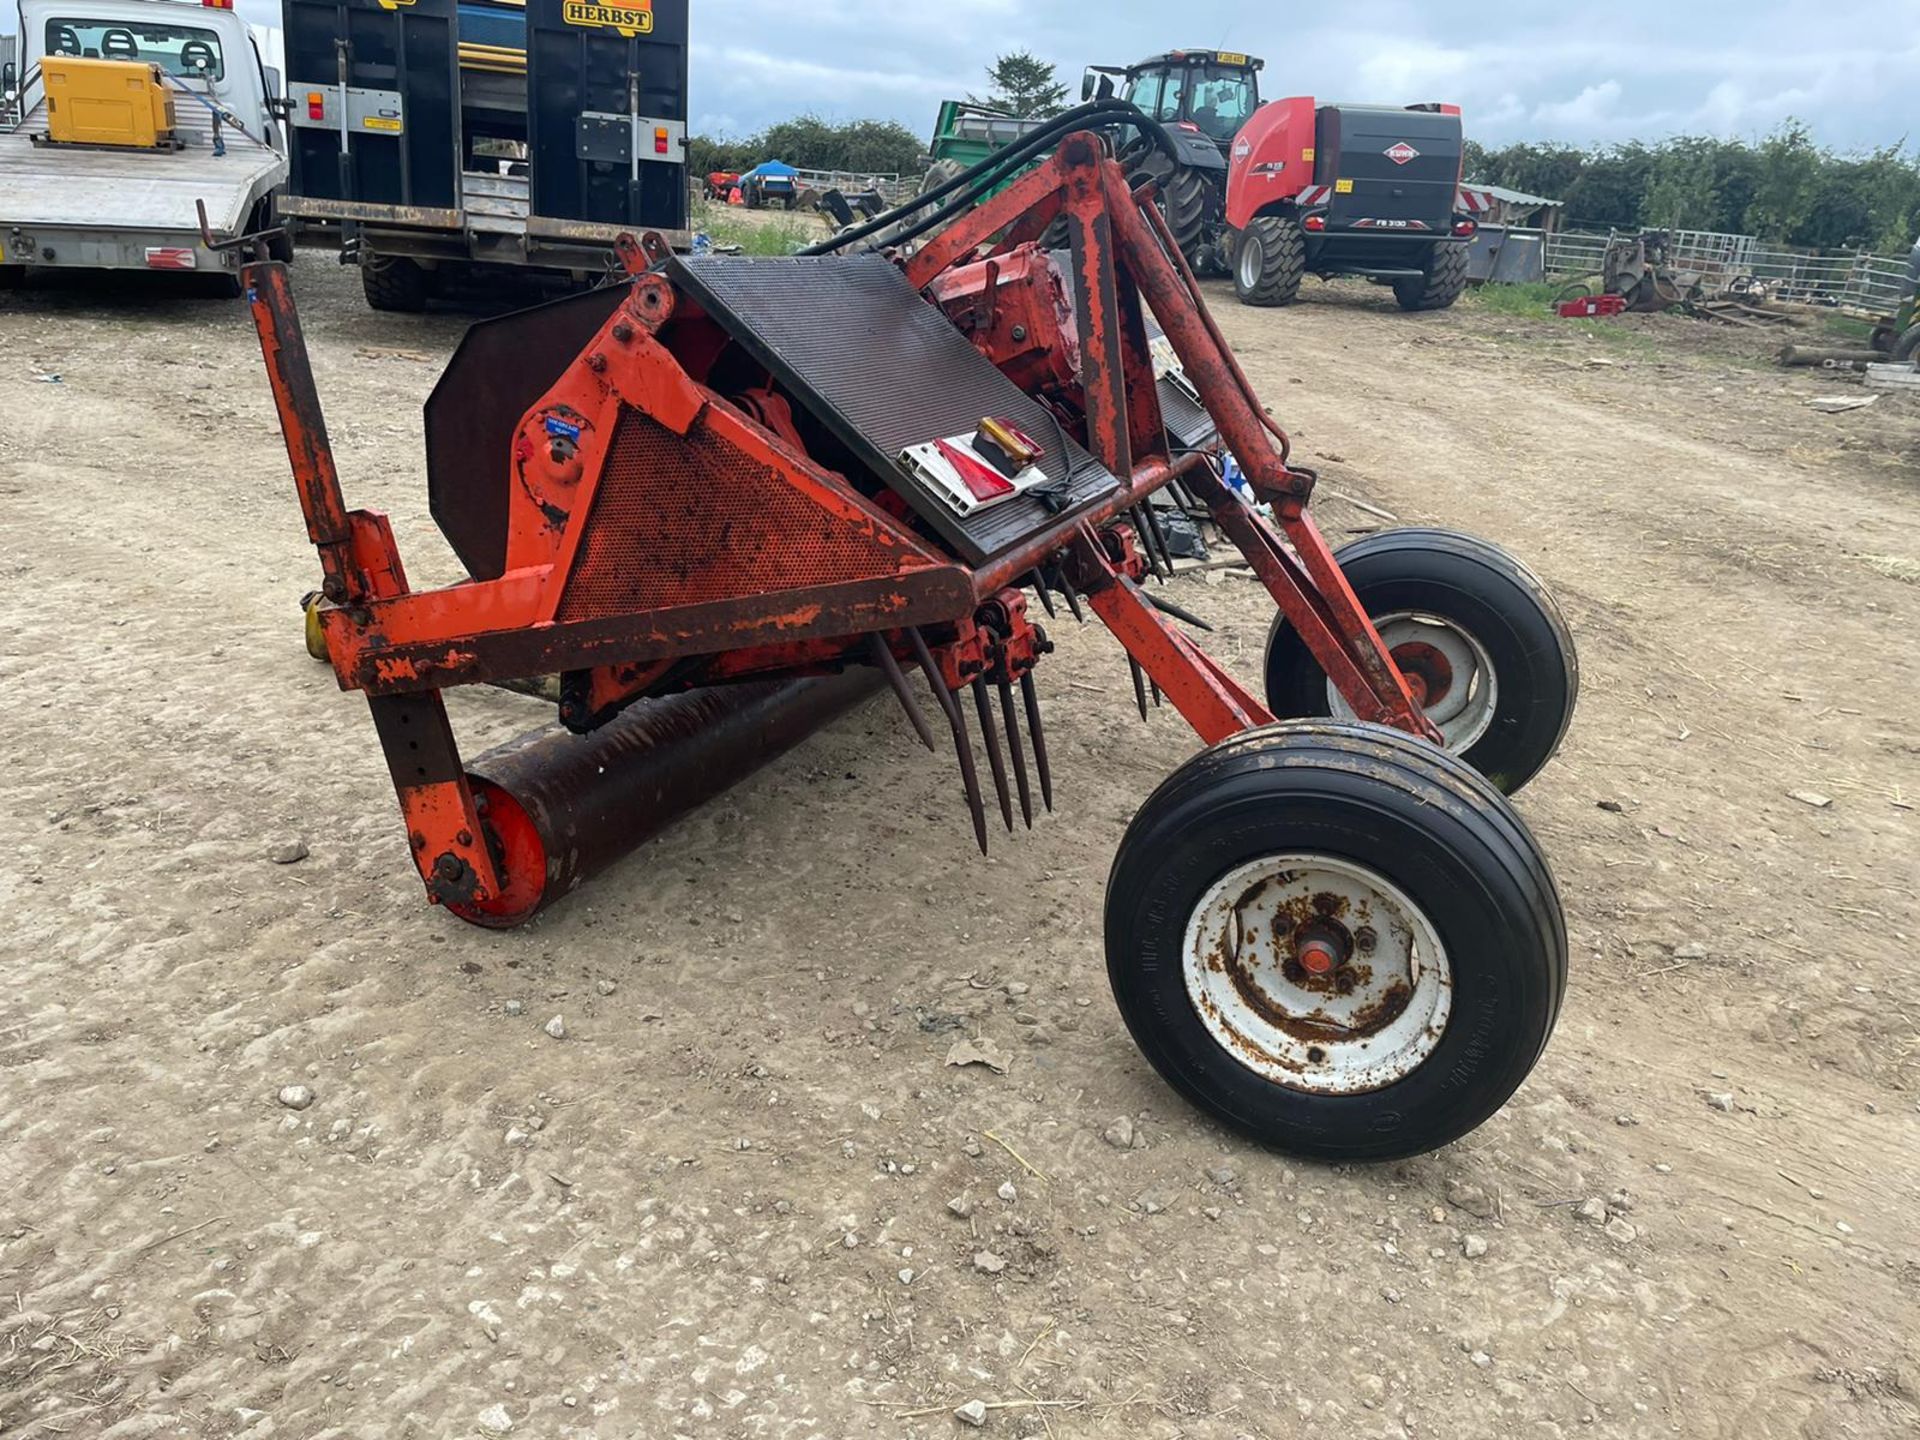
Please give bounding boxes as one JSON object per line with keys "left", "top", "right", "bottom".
{"left": 1105, "top": 719, "right": 1567, "bottom": 1162}
{"left": 1232, "top": 213, "right": 1305, "bottom": 306}
{"left": 1893, "top": 324, "right": 1920, "bottom": 363}
{"left": 1160, "top": 166, "right": 1215, "bottom": 271}
{"left": 1263, "top": 528, "right": 1578, "bottom": 795}
{"left": 1392, "top": 241, "right": 1470, "bottom": 311}
{"left": 1127, "top": 150, "right": 1215, "bottom": 273}
{"left": 361, "top": 255, "right": 429, "bottom": 313}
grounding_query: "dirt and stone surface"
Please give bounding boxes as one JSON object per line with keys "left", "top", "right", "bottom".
{"left": 2, "top": 256, "right": 1917, "bottom": 1440}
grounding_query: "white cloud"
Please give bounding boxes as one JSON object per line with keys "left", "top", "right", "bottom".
{"left": 28, "top": 0, "right": 1908, "bottom": 156}
{"left": 1531, "top": 81, "right": 1623, "bottom": 132}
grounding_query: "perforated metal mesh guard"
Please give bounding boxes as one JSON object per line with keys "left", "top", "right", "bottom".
{"left": 668, "top": 253, "right": 1121, "bottom": 565}
{"left": 559, "top": 408, "right": 911, "bottom": 621}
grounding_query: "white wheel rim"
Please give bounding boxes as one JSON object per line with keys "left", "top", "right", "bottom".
{"left": 1328, "top": 611, "right": 1499, "bottom": 752}
{"left": 1181, "top": 854, "right": 1452, "bottom": 1094}
{"left": 1238, "top": 235, "right": 1263, "bottom": 289}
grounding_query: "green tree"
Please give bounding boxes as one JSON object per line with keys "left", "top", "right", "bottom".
{"left": 1745, "top": 120, "right": 1820, "bottom": 239}
{"left": 693, "top": 115, "right": 927, "bottom": 179}
{"left": 1563, "top": 142, "right": 1654, "bottom": 228}
{"left": 687, "top": 134, "right": 757, "bottom": 176}
{"left": 971, "top": 50, "right": 1068, "bottom": 119}
{"left": 1641, "top": 137, "right": 1722, "bottom": 230}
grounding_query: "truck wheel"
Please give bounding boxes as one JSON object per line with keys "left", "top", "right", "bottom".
{"left": 1893, "top": 324, "right": 1920, "bottom": 363}
{"left": 1232, "top": 214, "right": 1305, "bottom": 306}
{"left": 361, "top": 256, "right": 428, "bottom": 313}
{"left": 1105, "top": 719, "right": 1566, "bottom": 1162}
{"left": 1263, "top": 528, "right": 1577, "bottom": 795}
{"left": 1393, "top": 242, "right": 1469, "bottom": 311}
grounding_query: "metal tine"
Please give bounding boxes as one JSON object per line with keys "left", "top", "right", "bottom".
{"left": 868, "top": 632, "right": 936, "bottom": 752}
{"left": 996, "top": 672, "right": 1034, "bottom": 828}
{"left": 948, "top": 694, "right": 990, "bottom": 855}
{"left": 1136, "top": 503, "right": 1167, "bottom": 579}
{"left": 1143, "top": 587, "right": 1214, "bottom": 632}
{"left": 905, "top": 625, "right": 959, "bottom": 723}
{"left": 1027, "top": 568, "right": 1057, "bottom": 619}
{"left": 908, "top": 626, "right": 987, "bottom": 854}
{"left": 1019, "top": 671, "right": 1054, "bottom": 812}
{"left": 1149, "top": 676, "right": 1163, "bottom": 708}
{"left": 972, "top": 678, "right": 1015, "bottom": 833}
{"left": 1051, "top": 565, "right": 1086, "bottom": 624}
{"left": 1128, "top": 655, "right": 1149, "bottom": 720}
{"left": 1130, "top": 506, "right": 1165, "bottom": 580}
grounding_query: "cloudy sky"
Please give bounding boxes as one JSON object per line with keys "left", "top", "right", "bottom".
{"left": 682, "top": 0, "right": 1920, "bottom": 152}
{"left": 19, "top": 0, "right": 1918, "bottom": 154}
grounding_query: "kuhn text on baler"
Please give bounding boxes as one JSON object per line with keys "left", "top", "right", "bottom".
{"left": 246, "top": 112, "right": 1577, "bottom": 1161}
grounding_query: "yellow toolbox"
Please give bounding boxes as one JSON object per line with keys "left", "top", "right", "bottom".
{"left": 43, "top": 57, "right": 177, "bottom": 149}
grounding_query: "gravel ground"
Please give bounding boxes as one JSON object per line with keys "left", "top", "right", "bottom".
{"left": 1, "top": 254, "right": 1917, "bottom": 1439}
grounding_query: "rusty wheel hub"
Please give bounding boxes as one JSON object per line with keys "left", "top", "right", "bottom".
{"left": 1183, "top": 854, "right": 1453, "bottom": 1094}
{"left": 1328, "top": 611, "right": 1497, "bottom": 753}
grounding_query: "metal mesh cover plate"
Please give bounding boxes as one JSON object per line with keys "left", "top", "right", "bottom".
{"left": 558, "top": 407, "right": 911, "bottom": 621}
{"left": 668, "top": 253, "right": 1121, "bottom": 565}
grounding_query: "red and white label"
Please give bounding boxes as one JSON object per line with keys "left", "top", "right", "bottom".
{"left": 144, "top": 248, "right": 198, "bottom": 270}
{"left": 901, "top": 434, "right": 1049, "bottom": 517}
{"left": 1384, "top": 141, "right": 1420, "bottom": 165}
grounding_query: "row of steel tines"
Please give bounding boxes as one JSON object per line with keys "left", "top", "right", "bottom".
{"left": 869, "top": 486, "right": 1212, "bottom": 854}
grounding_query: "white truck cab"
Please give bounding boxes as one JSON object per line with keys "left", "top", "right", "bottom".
{"left": 1, "top": 0, "right": 289, "bottom": 285}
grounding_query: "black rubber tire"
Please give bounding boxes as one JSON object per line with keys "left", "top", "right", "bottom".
{"left": 1393, "top": 241, "right": 1469, "bottom": 311}
{"left": 1128, "top": 151, "right": 1215, "bottom": 273}
{"left": 1232, "top": 213, "right": 1305, "bottom": 307}
{"left": 361, "top": 255, "right": 428, "bottom": 313}
{"left": 1105, "top": 719, "right": 1567, "bottom": 1162}
{"left": 248, "top": 198, "right": 295, "bottom": 264}
{"left": 1160, "top": 166, "right": 1215, "bottom": 271}
{"left": 1264, "top": 527, "right": 1578, "bottom": 795}
{"left": 0, "top": 264, "right": 23, "bottom": 289}
{"left": 919, "top": 158, "right": 967, "bottom": 196}
{"left": 1893, "top": 324, "right": 1920, "bottom": 363}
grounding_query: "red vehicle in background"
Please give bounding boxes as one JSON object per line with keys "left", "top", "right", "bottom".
{"left": 1083, "top": 50, "right": 1492, "bottom": 310}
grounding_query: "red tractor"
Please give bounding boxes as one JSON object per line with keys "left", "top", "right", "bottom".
{"left": 1083, "top": 51, "right": 1489, "bottom": 310}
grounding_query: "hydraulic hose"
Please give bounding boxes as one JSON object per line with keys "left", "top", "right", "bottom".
{"left": 801, "top": 99, "right": 1179, "bottom": 256}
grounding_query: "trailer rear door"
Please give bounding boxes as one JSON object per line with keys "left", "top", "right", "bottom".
{"left": 283, "top": 0, "right": 461, "bottom": 213}
{"left": 525, "top": 0, "right": 687, "bottom": 231}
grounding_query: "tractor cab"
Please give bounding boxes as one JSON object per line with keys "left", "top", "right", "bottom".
{"left": 1083, "top": 50, "right": 1263, "bottom": 153}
